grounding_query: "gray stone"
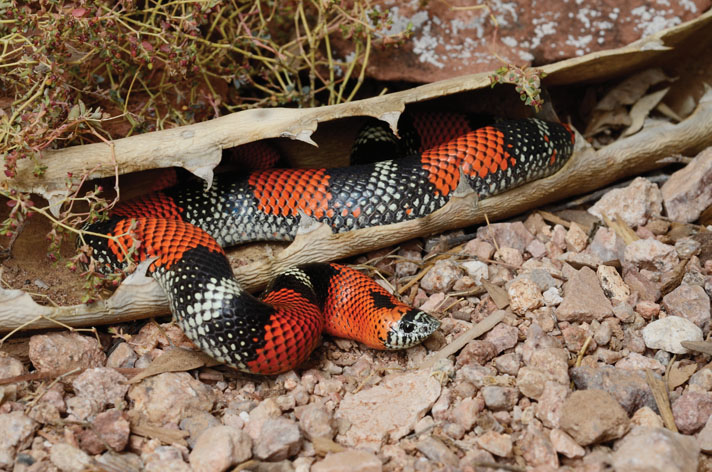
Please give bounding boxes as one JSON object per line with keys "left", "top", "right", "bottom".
{"left": 570, "top": 366, "right": 657, "bottom": 414}
{"left": 612, "top": 426, "right": 699, "bottom": 472}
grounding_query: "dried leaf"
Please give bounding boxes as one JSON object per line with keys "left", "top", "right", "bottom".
{"left": 667, "top": 361, "right": 697, "bottom": 390}
{"left": 481, "top": 279, "right": 509, "bottom": 309}
{"left": 127, "top": 410, "right": 189, "bottom": 445}
{"left": 127, "top": 348, "right": 216, "bottom": 384}
{"left": 681, "top": 340, "right": 712, "bottom": 355}
{"left": 645, "top": 369, "right": 678, "bottom": 432}
{"left": 621, "top": 87, "right": 670, "bottom": 137}
{"left": 311, "top": 436, "right": 346, "bottom": 456}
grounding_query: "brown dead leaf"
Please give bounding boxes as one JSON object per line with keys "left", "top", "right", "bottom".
{"left": 127, "top": 410, "right": 189, "bottom": 445}
{"left": 681, "top": 340, "right": 712, "bottom": 356}
{"left": 602, "top": 214, "right": 639, "bottom": 245}
{"left": 667, "top": 361, "right": 697, "bottom": 390}
{"left": 622, "top": 87, "right": 670, "bottom": 137}
{"left": 481, "top": 279, "right": 509, "bottom": 309}
{"left": 127, "top": 348, "right": 217, "bottom": 384}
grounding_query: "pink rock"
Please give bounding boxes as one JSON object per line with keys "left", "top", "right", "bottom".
{"left": 92, "top": 409, "right": 130, "bottom": 452}
{"left": 144, "top": 446, "right": 191, "bottom": 472}
{"left": 549, "top": 428, "right": 585, "bottom": 459}
{"left": 312, "top": 450, "right": 382, "bottom": 472}
{"left": 245, "top": 398, "right": 281, "bottom": 440}
{"left": 29, "top": 333, "right": 106, "bottom": 372}
{"left": 559, "top": 390, "right": 630, "bottom": 445}
{"left": 526, "top": 239, "right": 548, "bottom": 259}
{"left": 456, "top": 340, "right": 497, "bottom": 367}
{"left": 588, "top": 227, "right": 626, "bottom": 263}
{"left": 482, "top": 386, "right": 519, "bottom": 411}
{"left": 106, "top": 342, "right": 138, "bottom": 369}
{"left": 335, "top": 371, "right": 440, "bottom": 449}
{"left": 0, "top": 354, "right": 25, "bottom": 403}
{"left": 662, "top": 147, "right": 712, "bottom": 223}
{"left": 419, "top": 259, "right": 463, "bottom": 293}
{"left": 49, "top": 443, "right": 92, "bottom": 472}
{"left": 588, "top": 177, "right": 663, "bottom": 227}
{"left": 476, "top": 431, "right": 513, "bottom": 458}
{"left": 508, "top": 278, "right": 543, "bottom": 315}
{"left": 128, "top": 372, "right": 215, "bottom": 426}
{"left": 624, "top": 239, "right": 679, "bottom": 273}
{"left": 631, "top": 406, "right": 664, "bottom": 429}
{"left": 672, "top": 391, "right": 712, "bottom": 434}
{"left": 416, "top": 436, "right": 459, "bottom": 466}
{"left": 253, "top": 418, "right": 301, "bottom": 461}
{"left": 463, "top": 239, "right": 495, "bottom": 261}
{"left": 484, "top": 323, "right": 519, "bottom": 354}
{"left": 452, "top": 396, "right": 484, "bottom": 431}
{"left": 565, "top": 222, "right": 588, "bottom": 253}
{"left": 495, "top": 247, "right": 524, "bottom": 266}
{"left": 518, "top": 423, "right": 559, "bottom": 468}
{"left": 662, "top": 284, "right": 711, "bottom": 333}
{"left": 536, "top": 381, "right": 569, "bottom": 429}
{"left": 72, "top": 368, "right": 128, "bottom": 409}
{"left": 611, "top": 426, "right": 699, "bottom": 472}
{"left": 556, "top": 266, "right": 614, "bottom": 322}
{"left": 615, "top": 352, "right": 664, "bottom": 373}
{"left": 0, "top": 412, "right": 37, "bottom": 468}
{"left": 562, "top": 324, "right": 597, "bottom": 354}
{"left": 477, "top": 222, "right": 534, "bottom": 252}
{"left": 623, "top": 267, "right": 662, "bottom": 302}
{"left": 295, "top": 402, "right": 335, "bottom": 440}
{"left": 635, "top": 300, "right": 660, "bottom": 320}
{"left": 189, "top": 426, "right": 252, "bottom": 471}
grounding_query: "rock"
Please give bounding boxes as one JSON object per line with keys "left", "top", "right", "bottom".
{"left": 128, "top": 372, "right": 215, "bottom": 425}
{"left": 253, "top": 417, "right": 301, "bottom": 461}
{"left": 588, "top": 177, "right": 663, "bottom": 227}
{"left": 461, "top": 260, "right": 488, "bottom": 284}
{"left": 493, "top": 353, "right": 521, "bottom": 375}
{"left": 559, "top": 389, "right": 630, "bottom": 446}
{"left": 144, "top": 446, "right": 192, "bottom": 472}
{"left": 416, "top": 436, "right": 459, "bottom": 466}
{"left": 635, "top": 300, "right": 660, "bottom": 319}
{"left": 452, "top": 396, "right": 483, "bottom": 431}
{"left": 29, "top": 333, "right": 106, "bottom": 372}
{"left": 597, "top": 265, "right": 630, "bottom": 304}
{"left": 312, "top": 450, "right": 382, "bottom": 472}
{"left": 419, "top": 259, "right": 463, "bottom": 293}
{"left": 589, "top": 227, "right": 626, "bottom": 263}
{"left": 180, "top": 411, "right": 221, "bottom": 448}
{"left": 517, "top": 347, "right": 569, "bottom": 399}
{"left": 536, "top": 381, "right": 568, "bottom": 428}
{"left": 463, "top": 239, "right": 495, "bottom": 260}
{"left": 476, "top": 222, "right": 534, "bottom": 252}
{"left": 615, "top": 352, "right": 664, "bottom": 373}
{"left": 662, "top": 284, "right": 711, "bottom": 333}
{"left": 526, "top": 238, "right": 547, "bottom": 258}
{"left": 0, "top": 412, "right": 37, "bottom": 468}
{"left": 624, "top": 267, "right": 662, "bottom": 302}
{"left": 507, "top": 278, "right": 543, "bottom": 314}
{"left": 0, "top": 354, "right": 25, "bottom": 403}
{"left": 672, "top": 391, "right": 712, "bottom": 434}
{"left": 295, "top": 402, "right": 335, "bottom": 439}
{"left": 91, "top": 409, "right": 130, "bottom": 452}
{"left": 562, "top": 324, "right": 596, "bottom": 354}
{"left": 71, "top": 367, "right": 128, "bottom": 409}
{"left": 624, "top": 239, "right": 679, "bottom": 273}
{"left": 698, "top": 414, "right": 712, "bottom": 453}
{"left": 556, "top": 266, "right": 613, "bottom": 322}
{"left": 49, "top": 443, "right": 93, "bottom": 472}
{"left": 642, "top": 316, "right": 703, "bottom": 354}
{"left": 483, "top": 323, "right": 519, "bottom": 354}
{"left": 565, "top": 222, "right": 588, "bottom": 252}
{"left": 395, "top": 244, "right": 422, "bottom": 277}
{"left": 570, "top": 366, "right": 657, "bottom": 414}
{"left": 189, "top": 426, "right": 252, "bottom": 471}
{"left": 631, "top": 406, "right": 664, "bottom": 428}
{"left": 549, "top": 429, "right": 585, "bottom": 458}
{"left": 476, "top": 431, "right": 512, "bottom": 458}
{"left": 456, "top": 340, "right": 497, "bottom": 367}
{"left": 518, "top": 423, "right": 559, "bottom": 468}
{"left": 482, "top": 386, "right": 518, "bottom": 411}
{"left": 611, "top": 426, "right": 699, "bottom": 472}
{"left": 662, "top": 147, "right": 712, "bottom": 223}
{"left": 542, "top": 287, "right": 563, "bottom": 306}
{"left": 335, "top": 371, "right": 440, "bottom": 449}
{"left": 690, "top": 368, "right": 712, "bottom": 391}
{"left": 106, "top": 342, "right": 138, "bottom": 369}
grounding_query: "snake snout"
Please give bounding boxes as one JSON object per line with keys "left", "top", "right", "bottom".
{"left": 385, "top": 309, "right": 440, "bottom": 350}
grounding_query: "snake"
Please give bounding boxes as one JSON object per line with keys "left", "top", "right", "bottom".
{"left": 84, "top": 111, "right": 575, "bottom": 375}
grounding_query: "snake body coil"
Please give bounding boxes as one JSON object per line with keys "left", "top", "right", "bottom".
{"left": 85, "top": 112, "right": 575, "bottom": 374}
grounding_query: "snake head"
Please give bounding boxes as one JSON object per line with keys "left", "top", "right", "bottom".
{"left": 384, "top": 308, "right": 440, "bottom": 350}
